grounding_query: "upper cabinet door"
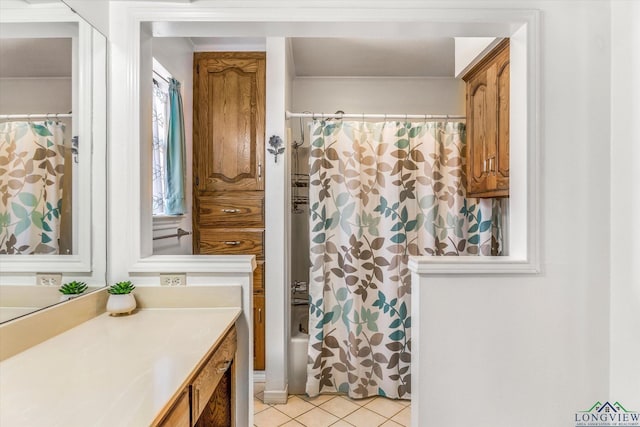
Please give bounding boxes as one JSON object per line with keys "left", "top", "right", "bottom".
{"left": 463, "top": 39, "right": 509, "bottom": 198}
{"left": 495, "top": 47, "right": 510, "bottom": 192}
{"left": 466, "top": 68, "right": 496, "bottom": 196}
{"left": 194, "top": 52, "right": 265, "bottom": 192}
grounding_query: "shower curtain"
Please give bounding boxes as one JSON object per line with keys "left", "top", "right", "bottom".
{"left": 0, "top": 121, "right": 66, "bottom": 254}
{"left": 306, "top": 120, "right": 502, "bottom": 400}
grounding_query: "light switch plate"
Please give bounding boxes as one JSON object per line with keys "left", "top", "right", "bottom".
{"left": 36, "top": 273, "right": 62, "bottom": 287}
{"left": 160, "top": 273, "right": 186, "bottom": 287}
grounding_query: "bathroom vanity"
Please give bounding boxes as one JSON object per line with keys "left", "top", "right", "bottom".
{"left": 0, "top": 287, "right": 244, "bottom": 427}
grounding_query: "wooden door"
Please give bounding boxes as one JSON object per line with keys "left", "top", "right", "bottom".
{"left": 253, "top": 294, "right": 265, "bottom": 370}
{"left": 193, "top": 52, "right": 265, "bottom": 192}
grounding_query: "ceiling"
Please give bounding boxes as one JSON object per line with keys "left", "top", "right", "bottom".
{"left": 189, "top": 37, "right": 455, "bottom": 78}
{"left": 0, "top": 38, "right": 72, "bottom": 78}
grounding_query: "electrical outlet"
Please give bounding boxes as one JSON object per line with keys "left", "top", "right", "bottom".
{"left": 160, "top": 273, "right": 186, "bottom": 287}
{"left": 36, "top": 273, "right": 62, "bottom": 287}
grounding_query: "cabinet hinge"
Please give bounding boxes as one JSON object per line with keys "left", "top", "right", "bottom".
{"left": 195, "top": 177, "right": 199, "bottom": 186}
{"left": 196, "top": 64, "right": 200, "bottom": 74}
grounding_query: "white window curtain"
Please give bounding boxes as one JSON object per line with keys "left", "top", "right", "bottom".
{"left": 152, "top": 78, "right": 169, "bottom": 215}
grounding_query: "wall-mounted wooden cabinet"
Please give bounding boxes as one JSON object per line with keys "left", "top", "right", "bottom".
{"left": 463, "top": 39, "right": 510, "bottom": 198}
{"left": 192, "top": 52, "right": 266, "bottom": 371}
{"left": 193, "top": 52, "right": 265, "bottom": 192}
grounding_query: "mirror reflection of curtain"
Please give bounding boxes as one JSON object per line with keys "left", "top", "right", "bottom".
{"left": 152, "top": 77, "right": 185, "bottom": 216}
{"left": 306, "top": 120, "right": 503, "bottom": 399}
{"left": 152, "top": 78, "right": 169, "bottom": 215}
{"left": 0, "top": 121, "right": 66, "bottom": 254}
{"left": 164, "top": 78, "right": 186, "bottom": 215}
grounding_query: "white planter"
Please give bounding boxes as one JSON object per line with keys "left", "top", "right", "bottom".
{"left": 106, "top": 293, "right": 137, "bottom": 316}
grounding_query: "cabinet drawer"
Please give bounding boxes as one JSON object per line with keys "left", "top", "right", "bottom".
{"left": 157, "top": 389, "right": 190, "bottom": 427}
{"left": 192, "top": 326, "right": 237, "bottom": 423}
{"left": 198, "top": 193, "right": 264, "bottom": 228}
{"left": 199, "top": 230, "right": 264, "bottom": 258}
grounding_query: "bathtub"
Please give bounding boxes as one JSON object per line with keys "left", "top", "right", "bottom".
{"left": 289, "top": 302, "right": 309, "bottom": 395}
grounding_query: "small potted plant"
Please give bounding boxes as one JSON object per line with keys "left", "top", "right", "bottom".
{"left": 58, "top": 281, "right": 88, "bottom": 301}
{"left": 106, "top": 280, "right": 136, "bottom": 316}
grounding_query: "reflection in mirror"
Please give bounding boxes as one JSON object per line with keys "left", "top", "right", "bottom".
{"left": 0, "top": 36, "right": 74, "bottom": 255}
{"left": 0, "top": 1, "right": 107, "bottom": 323}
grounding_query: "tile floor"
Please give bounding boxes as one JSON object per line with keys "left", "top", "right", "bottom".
{"left": 254, "top": 383, "right": 410, "bottom": 427}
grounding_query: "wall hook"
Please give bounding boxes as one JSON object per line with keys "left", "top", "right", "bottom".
{"left": 268, "top": 134, "right": 285, "bottom": 163}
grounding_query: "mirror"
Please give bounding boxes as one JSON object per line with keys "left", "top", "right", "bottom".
{"left": 0, "top": 0, "right": 107, "bottom": 323}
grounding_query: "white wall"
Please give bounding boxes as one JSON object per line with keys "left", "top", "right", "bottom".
{"left": 292, "top": 77, "right": 465, "bottom": 118}
{"left": 151, "top": 37, "right": 194, "bottom": 255}
{"left": 264, "top": 36, "right": 290, "bottom": 403}
{"left": 610, "top": 0, "right": 640, "bottom": 406}
{"left": 414, "top": 2, "right": 614, "bottom": 426}
{"left": 454, "top": 37, "right": 497, "bottom": 77}
{"left": 0, "top": 78, "right": 71, "bottom": 115}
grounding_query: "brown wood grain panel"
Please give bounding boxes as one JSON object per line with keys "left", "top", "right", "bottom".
{"left": 198, "top": 192, "right": 264, "bottom": 228}
{"left": 194, "top": 368, "right": 233, "bottom": 427}
{"left": 192, "top": 327, "right": 237, "bottom": 423}
{"left": 463, "top": 40, "right": 509, "bottom": 198}
{"left": 198, "top": 230, "right": 264, "bottom": 258}
{"left": 253, "top": 262, "right": 264, "bottom": 294}
{"left": 156, "top": 389, "right": 190, "bottom": 427}
{"left": 496, "top": 47, "right": 510, "bottom": 192}
{"left": 253, "top": 294, "right": 265, "bottom": 370}
{"left": 193, "top": 52, "right": 265, "bottom": 192}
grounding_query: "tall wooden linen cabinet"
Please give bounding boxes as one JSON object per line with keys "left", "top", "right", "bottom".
{"left": 462, "top": 39, "right": 510, "bottom": 198}
{"left": 192, "top": 52, "right": 266, "bottom": 370}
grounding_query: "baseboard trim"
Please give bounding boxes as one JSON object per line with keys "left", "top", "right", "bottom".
{"left": 253, "top": 371, "right": 266, "bottom": 382}
{"left": 263, "top": 385, "right": 289, "bottom": 404}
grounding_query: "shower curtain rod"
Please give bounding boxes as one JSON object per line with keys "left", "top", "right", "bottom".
{"left": 285, "top": 110, "right": 465, "bottom": 121}
{"left": 0, "top": 113, "right": 72, "bottom": 120}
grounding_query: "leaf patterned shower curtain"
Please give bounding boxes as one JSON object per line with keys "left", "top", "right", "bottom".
{"left": 307, "top": 120, "right": 502, "bottom": 400}
{"left": 0, "top": 121, "right": 66, "bottom": 254}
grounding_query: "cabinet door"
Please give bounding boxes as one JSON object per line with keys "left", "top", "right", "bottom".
{"left": 157, "top": 389, "right": 190, "bottom": 427}
{"left": 193, "top": 52, "right": 265, "bottom": 192}
{"left": 194, "top": 369, "right": 233, "bottom": 427}
{"left": 466, "top": 68, "right": 497, "bottom": 195}
{"left": 253, "top": 294, "right": 265, "bottom": 370}
{"left": 495, "top": 47, "right": 510, "bottom": 192}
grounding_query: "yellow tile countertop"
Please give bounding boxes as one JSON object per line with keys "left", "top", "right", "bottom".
{"left": 0, "top": 307, "right": 241, "bottom": 426}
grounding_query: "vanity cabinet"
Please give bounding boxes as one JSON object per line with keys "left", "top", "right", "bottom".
{"left": 193, "top": 52, "right": 266, "bottom": 371}
{"left": 156, "top": 326, "right": 237, "bottom": 427}
{"left": 463, "top": 39, "right": 510, "bottom": 198}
